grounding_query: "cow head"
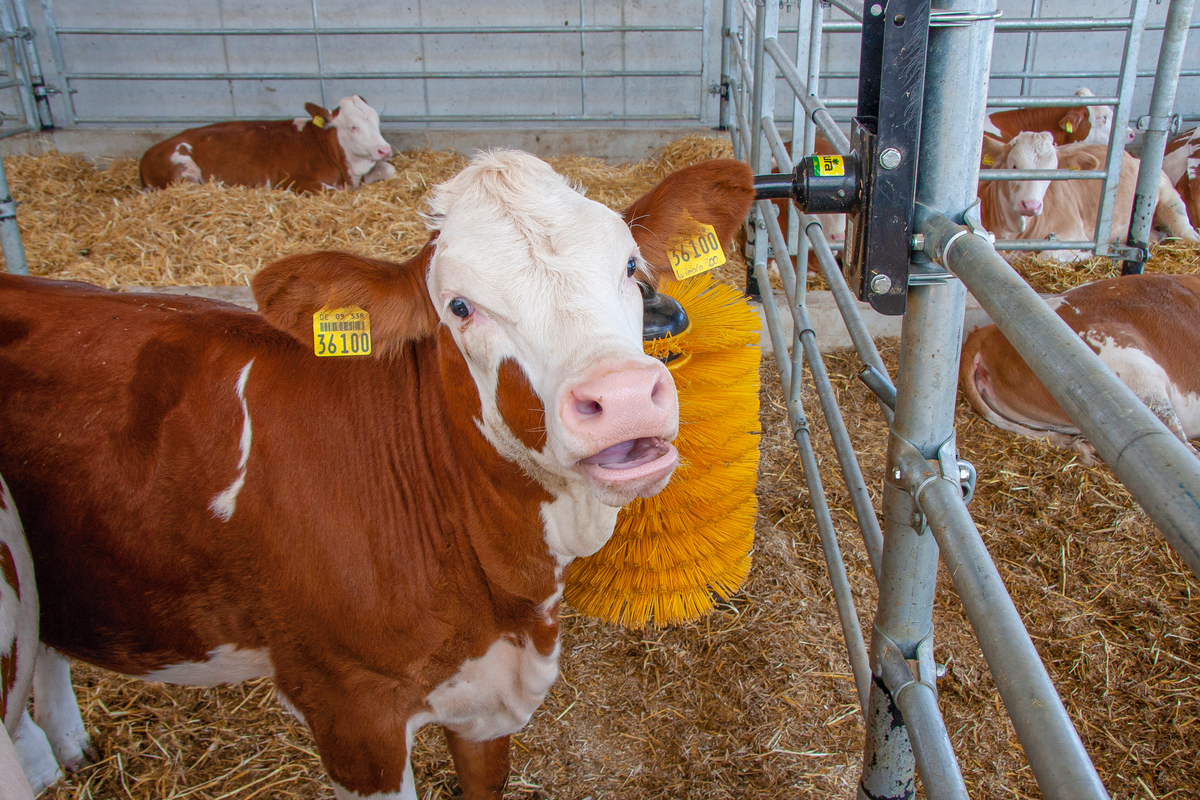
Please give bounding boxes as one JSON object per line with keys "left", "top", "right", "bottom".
{"left": 1073, "top": 87, "right": 1132, "bottom": 146}
{"left": 253, "top": 151, "right": 754, "bottom": 556}
{"left": 305, "top": 96, "right": 393, "bottom": 183}
{"left": 1000, "top": 131, "right": 1056, "bottom": 219}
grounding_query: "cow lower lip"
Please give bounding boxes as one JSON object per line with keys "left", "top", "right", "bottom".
{"left": 580, "top": 437, "right": 671, "bottom": 470}
{"left": 577, "top": 440, "right": 679, "bottom": 486}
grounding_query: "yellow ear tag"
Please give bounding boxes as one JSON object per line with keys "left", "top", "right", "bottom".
{"left": 1068, "top": 164, "right": 1081, "bottom": 170}
{"left": 1063, "top": 121, "right": 1074, "bottom": 134}
{"left": 667, "top": 218, "right": 726, "bottom": 280}
{"left": 312, "top": 116, "right": 325, "bottom": 128}
{"left": 313, "top": 306, "right": 371, "bottom": 357}
{"left": 982, "top": 154, "right": 995, "bottom": 166}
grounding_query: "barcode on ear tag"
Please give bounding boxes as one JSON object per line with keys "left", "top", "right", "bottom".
{"left": 313, "top": 306, "right": 372, "bottom": 357}
{"left": 668, "top": 223, "right": 726, "bottom": 280}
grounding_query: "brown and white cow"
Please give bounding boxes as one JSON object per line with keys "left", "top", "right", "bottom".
{"left": 139, "top": 95, "right": 395, "bottom": 192}
{"left": 983, "top": 87, "right": 1132, "bottom": 149}
{"left": 1, "top": 474, "right": 62, "bottom": 798}
{"left": 960, "top": 273, "right": 1200, "bottom": 463}
{"left": 978, "top": 131, "right": 1198, "bottom": 260}
{"left": 1162, "top": 126, "right": 1200, "bottom": 228}
{"left": 0, "top": 151, "right": 755, "bottom": 799}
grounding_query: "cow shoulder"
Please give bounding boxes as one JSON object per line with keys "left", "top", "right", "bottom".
{"left": 621, "top": 159, "right": 755, "bottom": 276}
{"left": 253, "top": 245, "right": 439, "bottom": 356}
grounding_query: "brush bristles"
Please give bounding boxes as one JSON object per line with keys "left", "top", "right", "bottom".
{"left": 566, "top": 273, "right": 761, "bottom": 628}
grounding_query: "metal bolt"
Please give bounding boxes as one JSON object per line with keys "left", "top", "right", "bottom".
{"left": 911, "top": 233, "right": 925, "bottom": 251}
{"left": 892, "top": 468, "right": 902, "bottom": 481}
{"left": 879, "top": 148, "right": 902, "bottom": 170}
{"left": 871, "top": 274, "right": 893, "bottom": 294}
{"left": 870, "top": 3, "right": 884, "bottom": 15}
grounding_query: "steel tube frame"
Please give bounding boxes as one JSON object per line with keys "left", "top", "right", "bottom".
{"left": 0, "top": 156, "right": 28, "bottom": 275}
{"left": 921, "top": 212, "right": 1200, "bottom": 580}
{"left": 1123, "top": 0, "right": 1194, "bottom": 273}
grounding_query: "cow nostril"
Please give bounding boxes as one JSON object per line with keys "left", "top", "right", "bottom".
{"left": 575, "top": 398, "right": 602, "bottom": 416}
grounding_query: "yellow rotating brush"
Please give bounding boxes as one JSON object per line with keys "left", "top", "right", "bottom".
{"left": 565, "top": 271, "right": 761, "bottom": 628}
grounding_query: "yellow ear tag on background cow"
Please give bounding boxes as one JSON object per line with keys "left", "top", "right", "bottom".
{"left": 313, "top": 307, "right": 372, "bottom": 357}
{"left": 667, "top": 217, "right": 726, "bottom": 280}
{"left": 812, "top": 155, "right": 845, "bottom": 176}
{"left": 312, "top": 116, "right": 325, "bottom": 128}
{"left": 1063, "top": 121, "right": 1074, "bottom": 134}
{"left": 982, "top": 154, "right": 995, "bottom": 166}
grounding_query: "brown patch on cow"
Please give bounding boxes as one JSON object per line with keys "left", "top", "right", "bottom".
{"left": 0, "top": 542, "right": 18, "bottom": 600}
{"left": 119, "top": 336, "right": 202, "bottom": 465}
{"left": 1, "top": 642, "right": 16, "bottom": 705}
{"left": 0, "top": 316, "right": 32, "bottom": 349}
{"left": 496, "top": 359, "right": 547, "bottom": 452}
{"left": 254, "top": 245, "right": 439, "bottom": 358}
{"left": 623, "top": 160, "right": 754, "bottom": 276}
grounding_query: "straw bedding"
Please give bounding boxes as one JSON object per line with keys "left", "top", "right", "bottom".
{"left": 2, "top": 137, "right": 1197, "bottom": 799}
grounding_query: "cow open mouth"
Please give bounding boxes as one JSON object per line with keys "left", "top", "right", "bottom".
{"left": 577, "top": 437, "right": 679, "bottom": 489}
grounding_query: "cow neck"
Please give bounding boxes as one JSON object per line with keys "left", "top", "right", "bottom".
{"left": 310, "top": 123, "right": 352, "bottom": 188}
{"left": 978, "top": 179, "right": 1024, "bottom": 238}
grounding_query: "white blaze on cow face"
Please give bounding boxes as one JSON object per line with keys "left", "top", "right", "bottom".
{"left": 329, "top": 96, "right": 393, "bottom": 185}
{"left": 422, "top": 151, "right": 680, "bottom": 514}
{"left": 1003, "top": 131, "right": 1056, "bottom": 218}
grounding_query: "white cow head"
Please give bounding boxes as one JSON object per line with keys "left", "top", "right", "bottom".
{"left": 1074, "top": 87, "right": 1132, "bottom": 146}
{"left": 304, "top": 96, "right": 393, "bottom": 184}
{"left": 1001, "top": 131, "right": 1057, "bottom": 218}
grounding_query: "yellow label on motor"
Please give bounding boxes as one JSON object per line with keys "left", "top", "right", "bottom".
{"left": 313, "top": 306, "right": 372, "bottom": 357}
{"left": 813, "top": 155, "right": 845, "bottom": 177}
{"left": 668, "top": 222, "right": 726, "bottom": 280}
{"left": 312, "top": 115, "right": 326, "bottom": 128}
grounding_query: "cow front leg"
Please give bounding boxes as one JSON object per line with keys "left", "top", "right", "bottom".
{"left": 32, "top": 645, "right": 95, "bottom": 770}
{"left": 443, "top": 728, "right": 510, "bottom": 800}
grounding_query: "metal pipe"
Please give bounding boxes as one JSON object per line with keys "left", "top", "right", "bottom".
{"left": 1018, "top": 0, "right": 1042, "bottom": 98}
{"left": 993, "top": 239, "right": 1100, "bottom": 251}
{"left": 61, "top": 68, "right": 701, "bottom": 81}
{"left": 0, "top": 157, "right": 29, "bottom": 275}
{"left": 753, "top": 256, "right": 872, "bottom": 712}
{"left": 748, "top": 0, "right": 768, "bottom": 174}
{"left": 895, "top": 454, "right": 1109, "bottom": 800}
{"left": 763, "top": 36, "right": 851, "bottom": 153}
{"left": 1123, "top": 0, "right": 1195, "bottom": 274}
{"left": 720, "top": 0, "right": 736, "bottom": 130}
{"left": 1093, "top": 0, "right": 1150, "bottom": 256}
{"left": 51, "top": 24, "right": 703, "bottom": 35}
{"left": 978, "top": 169, "right": 1105, "bottom": 181}
{"left": 826, "top": 0, "right": 864, "bottom": 21}
{"left": 986, "top": 94, "right": 1118, "bottom": 107}
{"left": 10, "top": 0, "right": 52, "bottom": 128}
{"left": 921, "top": 212, "right": 1200, "bottom": 580}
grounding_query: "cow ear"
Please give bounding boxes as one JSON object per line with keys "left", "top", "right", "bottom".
{"left": 1059, "top": 107, "right": 1087, "bottom": 136}
{"left": 304, "top": 102, "right": 331, "bottom": 120}
{"left": 981, "top": 134, "right": 1007, "bottom": 168}
{"left": 622, "top": 159, "right": 755, "bottom": 278}
{"left": 253, "top": 245, "right": 439, "bottom": 358}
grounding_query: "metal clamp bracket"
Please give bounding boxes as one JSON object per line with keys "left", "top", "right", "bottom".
{"left": 889, "top": 433, "right": 977, "bottom": 531}
{"left": 1135, "top": 112, "right": 1182, "bottom": 135}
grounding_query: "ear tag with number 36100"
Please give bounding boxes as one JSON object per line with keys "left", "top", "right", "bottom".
{"left": 313, "top": 306, "right": 372, "bottom": 357}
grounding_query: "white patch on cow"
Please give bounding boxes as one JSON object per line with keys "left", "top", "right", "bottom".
{"left": 274, "top": 691, "right": 307, "bottom": 725}
{"left": 13, "top": 709, "right": 62, "bottom": 795}
{"left": 31, "top": 645, "right": 91, "bottom": 770}
{"left": 540, "top": 490, "right": 619, "bottom": 566}
{"left": 332, "top": 757, "right": 418, "bottom": 800}
{"left": 537, "top": 578, "right": 566, "bottom": 626}
{"left": 209, "top": 359, "right": 254, "bottom": 522}
{"left": 169, "top": 142, "right": 202, "bottom": 183}
{"left": 1189, "top": 156, "right": 1200, "bottom": 181}
{"left": 983, "top": 116, "right": 1002, "bottom": 138}
{"left": 424, "top": 634, "right": 561, "bottom": 743}
{"left": 1085, "top": 333, "right": 1200, "bottom": 443}
{"left": 1044, "top": 295, "right": 1069, "bottom": 313}
{"left": 327, "top": 96, "right": 393, "bottom": 186}
{"left": 293, "top": 117, "right": 308, "bottom": 132}
{"left": 144, "top": 643, "right": 273, "bottom": 686}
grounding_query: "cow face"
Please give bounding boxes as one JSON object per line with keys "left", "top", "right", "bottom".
{"left": 422, "top": 151, "right": 679, "bottom": 511}
{"left": 1002, "top": 131, "right": 1056, "bottom": 217}
{"left": 327, "top": 96, "right": 393, "bottom": 181}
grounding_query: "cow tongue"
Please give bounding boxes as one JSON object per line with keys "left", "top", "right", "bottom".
{"left": 580, "top": 438, "right": 669, "bottom": 470}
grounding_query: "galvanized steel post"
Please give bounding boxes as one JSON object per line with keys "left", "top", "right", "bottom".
{"left": 0, "top": 157, "right": 29, "bottom": 275}
{"left": 1123, "top": 0, "right": 1195, "bottom": 274}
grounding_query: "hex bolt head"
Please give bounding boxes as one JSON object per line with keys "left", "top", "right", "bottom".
{"left": 911, "top": 233, "right": 925, "bottom": 251}
{"left": 892, "top": 468, "right": 902, "bottom": 481}
{"left": 871, "top": 274, "right": 893, "bottom": 294}
{"left": 879, "top": 147, "right": 902, "bottom": 170}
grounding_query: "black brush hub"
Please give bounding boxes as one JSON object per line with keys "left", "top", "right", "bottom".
{"left": 640, "top": 281, "right": 689, "bottom": 341}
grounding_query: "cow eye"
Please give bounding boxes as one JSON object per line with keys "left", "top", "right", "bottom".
{"left": 626, "top": 257, "right": 637, "bottom": 277}
{"left": 449, "top": 298, "right": 473, "bottom": 318}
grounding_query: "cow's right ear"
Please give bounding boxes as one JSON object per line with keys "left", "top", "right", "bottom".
{"left": 253, "top": 245, "right": 439, "bottom": 358}
{"left": 980, "top": 134, "right": 1008, "bottom": 168}
{"left": 621, "top": 159, "right": 755, "bottom": 278}
{"left": 304, "top": 102, "right": 331, "bottom": 121}
{"left": 1059, "top": 107, "right": 1088, "bottom": 136}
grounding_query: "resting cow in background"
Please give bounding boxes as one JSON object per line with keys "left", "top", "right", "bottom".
{"left": 960, "top": 274, "right": 1200, "bottom": 464}
{"left": 0, "top": 152, "right": 755, "bottom": 800}
{"left": 1, "top": 474, "right": 60, "bottom": 798}
{"left": 978, "top": 131, "right": 1197, "bottom": 260}
{"left": 139, "top": 95, "right": 395, "bottom": 192}
{"left": 983, "top": 87, "right": 1130, "bottom": 150}
{"left": 1162, "top": 126, "right": 1200, "bottom": 228}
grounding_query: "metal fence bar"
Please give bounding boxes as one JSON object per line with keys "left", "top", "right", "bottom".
{"left": 978, "top": 169, "right": 1106, "bottom": 180}
{"left": 921, "top": 211, "right": 1200, "bottom": 579}
{"left": 50, "top": 24, "right": 705, "bottom": 35}
{"left": 764, "top": 36, "right": 850, "bottom": 153}
{"left": 0, "top": 156, "right": 28, "bottom": 274}
{"left": 1124, "top": 0, "right": 1194, "bottom": 272}
{"left": 38, "top": 0, "right": 74, "bottom": 125}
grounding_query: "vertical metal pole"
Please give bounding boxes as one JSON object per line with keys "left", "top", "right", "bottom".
{"left": 578, "top": 0, "right": 590, "bottom": 118}
{"left": 858, "top": 2, "right": 997, "bottom": 798}
{"left": 1094, "top": 0, "right": 1149, "bottom": 256}
{"left": 701, "top": 0, "right": 714, "bottom": 126}
{"left": 0, "top": 0, "right": 37, "bottom": 130}
{"left": 1018, "top": 0, "right": 1041, "bottom": 97}
{"left": 10, "top": 0, "right": 52, "bottom": 128}
{"left": 39, "top": 0, "right": 73, "bottom": 126}
{"left": 790, "top": 0, "right": 814, "bottom": 277}
{"left": 720, "top": 0, "right": 737, "bottom": 130}
{"left": 0, "top": 157, "right": 29, "bottom": 276}
{"left": 749, "top": 0, "right": 771, "bottom": 174}
{"left": 1123, "top": 0, "right": 1194, "bottom": 274}
{"left": 309, "top": 0, "right": 328, "bottom": 109}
